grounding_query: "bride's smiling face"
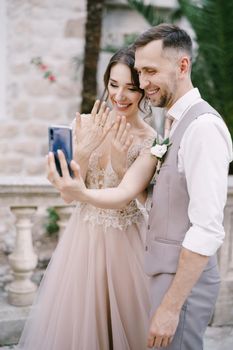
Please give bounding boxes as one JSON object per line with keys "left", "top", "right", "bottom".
{"left": 107, "top": 63, "right": 143, "bottom": 119}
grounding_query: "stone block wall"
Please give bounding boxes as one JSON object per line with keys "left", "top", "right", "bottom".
{"left": 0, "top": 0, "right": 87, "bottom": 176}
{"left": 0, "top": 0, "right": 178, "bottom": 177}
{"left": 0, "top": 0, "right": 174, "bottom": 177}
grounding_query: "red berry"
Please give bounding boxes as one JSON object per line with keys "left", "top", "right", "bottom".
{"left": 40, "top": 64, "right": 48, "bottom": 71}
{"left": 49, "top": 75, "right": 56, "bottom": 82}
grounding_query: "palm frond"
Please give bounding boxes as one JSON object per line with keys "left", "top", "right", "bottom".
{"left": 177, "top": 0, "right": 233, "bottom": 134}
{"left": 127, "top": 0, "right": 164, "bottom": 26}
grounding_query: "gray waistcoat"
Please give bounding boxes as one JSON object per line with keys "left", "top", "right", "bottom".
{"left": 145, "top": 101, "right": 220, "bottom": 276}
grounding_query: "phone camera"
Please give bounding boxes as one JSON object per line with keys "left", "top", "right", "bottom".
{"left": 50, "top": 129, "right": 54, "bottom": 140}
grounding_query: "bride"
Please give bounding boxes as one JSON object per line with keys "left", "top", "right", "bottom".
{"left": 18, "top": 47, "right": 156, "bottom": 350}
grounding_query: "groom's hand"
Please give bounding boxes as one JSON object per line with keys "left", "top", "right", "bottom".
{"left": 46, "top": 150, "right": 87, "bottom": 203}
{"left": 147, "top": 303, "right": 180, "bottom": 348}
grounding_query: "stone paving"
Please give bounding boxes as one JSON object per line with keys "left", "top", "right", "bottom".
{"left": 0, "top": 326, "right": 233, "bottom": 349}
{"left": 0, "top": 291, "right": 232, "bottom": 350}
{"left": 204, "top": 326, "right": 233, "bottom": 350}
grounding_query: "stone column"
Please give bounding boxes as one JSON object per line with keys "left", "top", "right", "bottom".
{"left": 55, "top": 206, "right": 73, "bottom": 239}
{"left": 7, "top": 206, "right": 38, "bottom": 306}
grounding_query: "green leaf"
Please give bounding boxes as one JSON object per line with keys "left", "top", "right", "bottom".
{"left": 31, "top": 56, "right": 42, "bottom": 65}
{"left": 152, "top": 139, "right": 157, "bottom": 147}
{"left": 44, "top": 71, "right": 52, "bottom": 78}
{"left": 45, "top": 207, "right": 60, "bottom": 237}
{"left": 127, "top": 0, "right": 164, "bottom": 26}
{"left": 162, "top": 138, "right": 170, "bottom": 145}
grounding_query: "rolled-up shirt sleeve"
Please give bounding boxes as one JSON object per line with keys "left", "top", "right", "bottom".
{"left": 180, "top": 114, "right": 232, "bottom": 256}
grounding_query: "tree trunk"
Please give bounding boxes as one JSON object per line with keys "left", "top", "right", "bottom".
{"left": 81, "top": 0, "right": 105, "bottom": 113}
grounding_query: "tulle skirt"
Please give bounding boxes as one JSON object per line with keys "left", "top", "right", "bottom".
{"left": 17, "top": 205, "right": 150, "bottom": 350}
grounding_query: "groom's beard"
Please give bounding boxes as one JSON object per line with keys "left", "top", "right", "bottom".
{"left": 149, "top": 89, "right": 173, "bottom": 108}
{"left": 150, "top": 80, "right": 178, "bottom": 108}
{"left": 157, "top": 91, "right": 173, "bottom": 108}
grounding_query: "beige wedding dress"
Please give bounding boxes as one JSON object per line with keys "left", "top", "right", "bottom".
{"left": 17, "top": 137, "right": 153, "bottom": 350}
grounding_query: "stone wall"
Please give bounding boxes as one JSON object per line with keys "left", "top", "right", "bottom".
{"left": 0, "top": 0, "right": 177, "bottom": 177}
{"left": 1, "top": 0, "right": 87, "bottom": 176}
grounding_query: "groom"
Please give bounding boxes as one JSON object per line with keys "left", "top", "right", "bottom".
{"left": 48, "top": 24, "right": 232, "bottom": 349}
{"left": 132, "top": 24, "right": 232, "bottom": 348}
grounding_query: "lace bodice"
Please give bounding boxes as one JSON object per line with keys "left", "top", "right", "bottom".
{"left": 78, "top": 137, "right": 154, "bottom": 230}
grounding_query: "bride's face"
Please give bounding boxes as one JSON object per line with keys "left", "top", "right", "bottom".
{"left": 107, "top": 63, "right": 142, "bottom": 119}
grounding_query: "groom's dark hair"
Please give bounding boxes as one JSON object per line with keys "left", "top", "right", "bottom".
{"left": 134, "top": 23, "right": 193, "bottom": 59}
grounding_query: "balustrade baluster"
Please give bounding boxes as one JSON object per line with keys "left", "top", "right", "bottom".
{"left": 7, "top": 206, "right": 38, "bottom": 306}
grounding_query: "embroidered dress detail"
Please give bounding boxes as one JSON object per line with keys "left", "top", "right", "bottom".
{"left": 79, "top": 137, "right": 154, "bottom": 230}
{"left": 79, "top": 201, "right": 142, "bottom": 231}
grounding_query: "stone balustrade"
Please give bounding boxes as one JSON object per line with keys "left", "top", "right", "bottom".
{"left": 0, "top": 176, "right": 233, "bottom": 325}
{"left": 0, "top": 176, "right": 74, "bottom": 307}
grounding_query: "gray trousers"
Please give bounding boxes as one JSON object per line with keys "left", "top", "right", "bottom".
{"left": 149, "top": 264, "right": 220, "bottom": 350}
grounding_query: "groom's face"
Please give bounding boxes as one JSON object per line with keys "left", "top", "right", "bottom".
{"left": 134, "top": 40, "right": 179, "bottom": 109}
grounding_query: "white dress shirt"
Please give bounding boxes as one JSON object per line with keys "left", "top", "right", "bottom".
{"left": 167, "top": 88, "right": 233, "bottom": 256}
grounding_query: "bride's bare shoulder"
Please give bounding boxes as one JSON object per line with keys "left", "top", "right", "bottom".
{"left": 141, "top": 122, "right": 156, "bottom": 139}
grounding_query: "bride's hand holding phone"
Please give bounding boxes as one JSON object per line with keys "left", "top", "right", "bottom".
{"left": 47, "top": 150, "right": 87, "bottom": 204}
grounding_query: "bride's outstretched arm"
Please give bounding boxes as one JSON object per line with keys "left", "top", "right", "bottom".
{"left": 47, "top": 149, "right": 157, "bottom": 209}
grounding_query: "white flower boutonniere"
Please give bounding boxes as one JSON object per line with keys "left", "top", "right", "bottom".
{"left": 151, "top": 136, "right": 172, "bottom": 173}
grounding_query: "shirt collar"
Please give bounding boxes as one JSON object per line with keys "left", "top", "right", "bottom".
{"left": 167, "top": 88, "right": 201, "bottom": 121}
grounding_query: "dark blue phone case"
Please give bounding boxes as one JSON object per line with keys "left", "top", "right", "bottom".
{"left": 48, "top": 125, "right": 73, "bottom": 177}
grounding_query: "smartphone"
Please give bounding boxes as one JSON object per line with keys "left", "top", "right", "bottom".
{"left": 48, "top": 125, "right": 73, "bottom": 177}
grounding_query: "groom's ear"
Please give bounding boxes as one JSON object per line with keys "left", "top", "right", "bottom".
{"left": 179, "top": 56, "right": 191, "bottom": 77}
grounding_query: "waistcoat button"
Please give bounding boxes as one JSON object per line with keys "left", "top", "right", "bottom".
{"left": 147, "top": 225, "right": 150, "bottom": 230}
{"left": 145, "top": 246, "right": 148, "bottom": 251}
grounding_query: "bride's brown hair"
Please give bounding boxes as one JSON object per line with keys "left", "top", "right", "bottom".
{"left": 101, "top": 47, "right": 145, "bottom": 112}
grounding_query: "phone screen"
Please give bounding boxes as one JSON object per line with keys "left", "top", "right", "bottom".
{"left": 48, "top": 125, "right": 73, "bottom": 177}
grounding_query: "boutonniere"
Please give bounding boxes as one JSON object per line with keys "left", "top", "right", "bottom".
{"left": 151, "top": 136, "right": 172, "bottom": 173}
